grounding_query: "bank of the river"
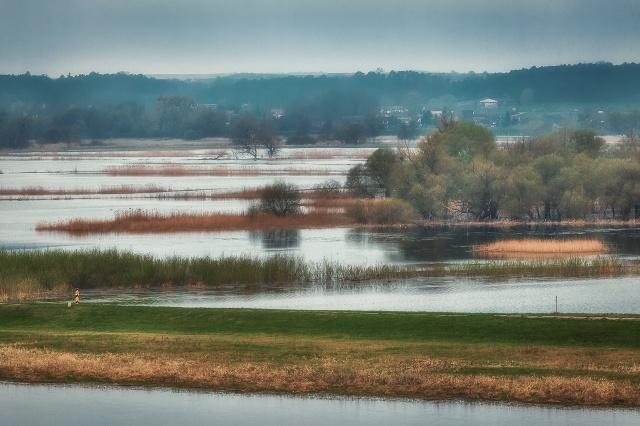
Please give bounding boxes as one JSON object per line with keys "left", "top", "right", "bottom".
{"left": 1, "top": 304, "right": 639, "bottom": 406}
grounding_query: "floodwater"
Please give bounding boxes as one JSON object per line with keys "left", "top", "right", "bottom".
{"left": 80, "top": 276, "right": 640, "bottom": 314}
{"left": 2, "top": 382, "right": 638, "bottom": 426}
{"left": 3, "top": 148, "right": 640, "bottom": 423}
{"left": 3, "top": 147, "right": 640, "bottom": 314}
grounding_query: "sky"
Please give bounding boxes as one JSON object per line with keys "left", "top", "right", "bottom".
{"left": 1, "top": 0, "right": 639, "bottom": 77}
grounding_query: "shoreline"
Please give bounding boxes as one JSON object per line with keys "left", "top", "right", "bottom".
{"left": 1, "top": 304, "right": 639, "bottom": 407}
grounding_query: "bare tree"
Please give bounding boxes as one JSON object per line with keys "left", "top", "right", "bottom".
{"left": 258, "top": 181, "right": 303, "bottom": 216}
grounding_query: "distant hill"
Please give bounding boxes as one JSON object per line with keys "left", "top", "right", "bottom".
{"left": 1, "top": 63, "right": 639, "bottom": 111}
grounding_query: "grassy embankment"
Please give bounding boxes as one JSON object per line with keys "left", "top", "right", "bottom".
{"left": 0, "top": 249, "right": 630, "bottom": 302}
{"left": 0, "top": 304, "right": 639, "bottom": 406}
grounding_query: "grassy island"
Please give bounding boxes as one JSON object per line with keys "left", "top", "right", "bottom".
{"left": 0, "top": 304, "right": 639, "bottom": 407}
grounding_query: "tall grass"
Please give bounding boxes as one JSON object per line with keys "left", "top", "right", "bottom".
{"left": 455, "top": 257, "right": 625, "bottom": 278}
{"left": 0, "top": 249, "right": 417, "bottom": 298}
{"left": 0, "top": 249, "right": 630, "bottom": 301}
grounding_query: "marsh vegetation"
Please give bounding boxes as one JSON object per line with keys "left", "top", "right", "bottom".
{"left": 1, "top": 249, "right": 632, "bottom": 302}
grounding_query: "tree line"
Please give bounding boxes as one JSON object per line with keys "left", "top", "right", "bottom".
{"left": 2, "top": 63, "right": 640, "bottom": 109}
{"left": 347, "top": 120, "right": 640, "bottom": 222}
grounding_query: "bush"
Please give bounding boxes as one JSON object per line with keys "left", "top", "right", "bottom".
{"left": 345, "top": 199, "right": 419, "bottom": 224}
{"left": 313, "top": 179, "right": 343, "bottom": 198}
{"left": 258, "top": 181, "right": 303, "bottom": 216}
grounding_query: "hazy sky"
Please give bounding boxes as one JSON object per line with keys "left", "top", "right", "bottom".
{"left": 1, "top": 0, "right": 639, "bottom": 76}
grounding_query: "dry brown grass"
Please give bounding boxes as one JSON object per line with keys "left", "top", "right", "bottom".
{"left": 36, "top": 210, "right": 354, "bottom": 234}
{"left": 0, "top": 184, "right": 166, "bottom": 197}
{"left": 1, "top": 334, "right": 638, "bottom": 406}
{"left": 473, "top": 238, "right": 609, "bottom": 259}
{"left": 0, "top": 279, "right": 68, "bottom": 302}
{"left": 288, "top": 149, "right": 374, "bottom": 160}
{"left": 104, "top": 165, "right": 345, "bottom": 176}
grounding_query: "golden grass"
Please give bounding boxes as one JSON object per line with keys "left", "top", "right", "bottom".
{"left": 0, "top": 279, "right": 68, "bottom": 302}
{"left": 104, "top": 165, "right": 345, "bottom": 176}
{"left": 1, "top": 334, "right": 639, "bottom": 406}
{"left": 473, "top": 238, "right": 609, "bottom": 259}
{"left": 36, "top": 210, "right": 354, "bottom": 234}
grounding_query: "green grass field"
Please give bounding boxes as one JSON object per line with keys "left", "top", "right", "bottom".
{"left": 1, "top": 304, "right": 639, "bottom": 406}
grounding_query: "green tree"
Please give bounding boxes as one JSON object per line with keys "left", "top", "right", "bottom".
{"left": 364, "top": 148, "right": 399, "bottom": 197}
{"left": 457, "top": 159, "right": 502, "bottom": 220}
{"left": 156, "top": 95, "right": 195, "bottom": 138}
{"left": 333, "top": 122, "right": 366, "bottom": 145}
{"left": 442, "top": 121, "right": 496, "bottom": 162}
{"left": 570, "top": 129, "right": 605, "bottom": 157}
{"left": 363, "top": 113, "right": 385, "bottom": 141}
{"left": 184, "top": 107, "right": 227, "bottom": 139}
{"left": 0, "top": 116, "right": 32, "bottom": 148}
{"left": 532, "top": 154, "right": 566, "bottom": 220}
{"left": 497, "top": 164, "right": 542, "bottom": 220}
{"left": 397, "top": 120, "right": 420, "bottom": 142}
{"left": 598, "top": 159, "right": 640, "bottom": 220}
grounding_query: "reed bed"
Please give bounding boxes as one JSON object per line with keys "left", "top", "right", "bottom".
{"left": 288, "top": 149, "right": 373, "bottom": 160}
{"left": 0, "top": 249, "right": 631, "bottom": 301}
{"left": 104, "top": 165, "right": 345, "bottom": 176}
{"left": 453, "top": 257, "right": 625, "bottom": 278}
{"left": 0, "top": 184, "right": 166, "bottom": 197}
{"left": 36, "top": 210, "right": 354, "bottom": 234}
{"left": 473, "top": 238, "right": 608, "bottom": 258}
{"left": 0, "top": 249, "right": 418, "bottom": 297}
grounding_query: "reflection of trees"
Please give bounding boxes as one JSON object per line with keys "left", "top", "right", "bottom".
{"left": 251, "top": 229, "right": 301, "bottom": 250}
{"left": 347, "top": 225, "right": 640, "bottom": 262}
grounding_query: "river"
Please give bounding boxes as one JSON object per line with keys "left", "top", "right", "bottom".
{"left": 2, "top": 382, "right": 638, "bottom": 426}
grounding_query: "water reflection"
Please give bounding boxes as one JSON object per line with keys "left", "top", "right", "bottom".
{"left": 348, "top": 225, "right": 640, "bottom": 263}
{"left": 2, "top": 382, "right": 637, "bottom": 426}
{"left": 80, "top": 276, "right": 640, "bottom": 314}
{"left": 250, "top": 229, "right": 301, "bottom": 250}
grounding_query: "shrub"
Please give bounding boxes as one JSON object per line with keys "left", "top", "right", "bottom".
{"left": 258, "top": 181, "right": 303, "bottom": 216}
{"left": 345, "top": 199, "right": 419, "bottom": 225}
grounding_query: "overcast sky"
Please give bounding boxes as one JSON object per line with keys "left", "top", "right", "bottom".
{"left": 1, "top": 0, "right": 639, "bottom": 76}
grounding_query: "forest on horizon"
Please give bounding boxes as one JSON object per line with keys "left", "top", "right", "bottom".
{"left": 1, "top": 62, "right": 640, "bottom": 148}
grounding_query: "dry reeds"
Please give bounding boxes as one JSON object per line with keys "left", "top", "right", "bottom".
{"left": 0, "top": 184, "right": 166, "bottom": 197}
{"left": 473, "top": 238, "right": 608, "bottom": 259}
{"left": 36, "top": 209, "right": 354, "bottom": 234}
{"left": 104, "top": 165, "right": 345, "bottom": 176}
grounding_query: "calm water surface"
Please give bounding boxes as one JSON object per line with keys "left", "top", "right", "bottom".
{"left": 3, "top": 149, "right": 640, "bottom": 314}
{"left": 2, "top": 382, "right": 638, "bottom": 426}
{"left": 79, "top": 276, "right": 640, "bottom": 314}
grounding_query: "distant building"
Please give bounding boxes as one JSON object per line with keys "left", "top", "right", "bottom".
{"left": 479, "top": 98, "right": 498, "bottom": 108}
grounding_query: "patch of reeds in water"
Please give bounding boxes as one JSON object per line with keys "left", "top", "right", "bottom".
{"left": 0, "top": 249, "right": 419, "bottom": 298}
{"left": 454, "top": 257, "right": 625, "bottom": 278}
{"left": 473, "top": 238, "right": 608, "bottom": 259}
{"left": 0, "top": 184, "right": 166, "bottom": 197}
{"left": 104, "top": 165, "right": 344, "bottom": 176}
{"left": 35, "top": 210, "right": 354, "bottom": 234}
{"left": 0, "top": 249, "right": 630, "bottom": 301}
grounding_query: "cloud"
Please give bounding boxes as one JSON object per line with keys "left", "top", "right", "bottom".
{"left": 1, "top": 0, "right": 638, "bottom": 75}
